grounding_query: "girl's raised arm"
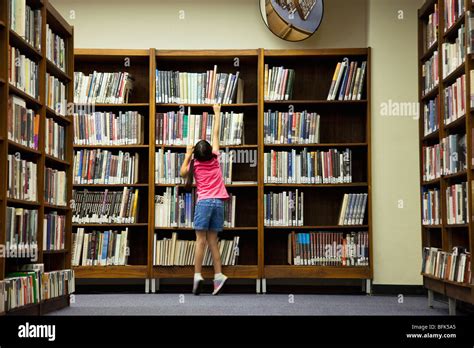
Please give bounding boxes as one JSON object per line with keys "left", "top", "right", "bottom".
{"left": 212, "top": 104, "right": 221, "bottom": 153}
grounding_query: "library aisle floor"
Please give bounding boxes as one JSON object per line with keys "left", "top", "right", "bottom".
{"left": 47, "top": 294, "right": 450, "bottom": 316}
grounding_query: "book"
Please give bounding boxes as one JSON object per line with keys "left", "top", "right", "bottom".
{"left": 426, "top": 4, "right": 439, "bottom": 50}
{"left": 422, "top": 246, "right": 471, "bottom": 284}
{"left": 7, "top": 95, "right": 39, "bottom": 150}
{"left": 263, "top": 110, "right": 320, "bottom": 144}
{"left": 41, "top": 269, "right": 75, "bottom": 301}
{"left": 73, "top": 111, "right": 144, "bottom": 145}
{"left": 338, "top": 193, "right": 368, "bottom": 226}
{"left": 44, "top": 167, "right": 67, "bottom": 206}
{"left": 441, "top": 25, "right": 465, "bottom": 78}
{"left": 72, "top": 188, "right": 140, "bottom": 224}
{"left": 422, "top": 187, "right": 441, "bottom": 225}
{"left": 444, "top": 75, "right": 465, "bottom": 125}
{"left": 444, "top": 0, "right": 465, "bottom": 33}
{"left": 7, "top": 153, "right": 37, "bottom": 201}
{"left": 43, "top": 212, "right": 66, "bottom": 251}
{"left": 264, "top": 65, "right": 295, "bottom": 101}
{"left": 0, "top": 281, "right": 5, "bottom": 313}
{"left": 445, "top": 182, "right": 468, "bottom": 225}
{"left": 422, "top": 143, "right": 442, "bottom": 181}
{"left": 46, "top": 73, "right": 67, "bottom": 115}
{"left": 423, "top": 95, "right": 439, "bottom": 136}
{"left": 8, "top": 45, "right": 40, "bottom": 99}
{"left": 74, "top": 71, "right": 134, "bottom": 104}
{"left": 45, "top": 117, "right": 66, "bottom": 160}
{"left": 155, "top": 111, "right": 244, "bottom": 146}
{"left": 72, "top": 228, "right": 129, "bottom": 266}
{"left": 264, "top": 190, "right": 304, "bottom": 226}
{"left": 73, "top": 149, "right": 140, "bottom": 185}
{"left": 441, "top": 134, "right": 466, "bottom": 175}
{"left": 4, "top": 272, "right": 40, "bottom": 310}
{"left": 153, "top": 232, "right": 240, "bottom": 266}
{"left": 327, "top": 59, "right": 367, "bottom": 101}
{"left": 264, "top": 148, "right": 352, "bottom": 184}
{"left": 6, "top": 207, "right": 38, "bottom": 253}
{"left": 422, "top": 51, "right": 439, "bottom": 95}
{"left": 156, "top": 68, "right": 243, "bottom": 104}
{"left": 155, "top": 150, "right": 187, "bottom": 184}
{"left": 8, "top": 0, "right": 42, "bottom": 49}
{"left": 288, "top": 231, "right": 369, "bottom": 266}
{"left": 46, "top": 24, "right": 66, "bottom": 71}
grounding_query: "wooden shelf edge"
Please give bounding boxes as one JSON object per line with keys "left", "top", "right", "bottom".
{"left": 74, "top": 265, "right": 148, "bottom": 278}
{"left": 152, "top": 265, "right": 258, "bottom": 279}
{"left": 264, "top": 265, "right": 371, "bottom": 279}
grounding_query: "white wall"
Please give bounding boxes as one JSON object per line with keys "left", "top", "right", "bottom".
{"left": 52, "top": 0, "right": 424, "bottom": 285}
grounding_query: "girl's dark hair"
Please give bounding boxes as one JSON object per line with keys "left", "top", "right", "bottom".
{"left": 185, "top": 140, "right": 217, "bottom": 190}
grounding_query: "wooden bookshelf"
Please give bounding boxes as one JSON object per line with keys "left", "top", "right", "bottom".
{"left": 0, "top": 0, "right": 74, "bottom": 315}
{"left": 71, "top": 48, "right": 372, "bottom": 293}
{"left": 72, "top": 48, "right": 153, "bottom": 279}
{"left": 418, "top": 0, "right": 474, "bottom": 310}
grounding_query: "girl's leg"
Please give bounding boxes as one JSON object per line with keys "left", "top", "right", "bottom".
{"left": 194, "top": 230, "right": 207, "bottom": 274}
{"left": 206, "top": 231, "right": 222, "bottom": 274}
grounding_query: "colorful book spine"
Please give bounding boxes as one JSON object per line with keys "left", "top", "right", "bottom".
{"left": 264, "top": 190, "right": 304, "bottom": 226}
{"left": 44, "top": 167, "right": 67, "bottom": 206}
{"left": 8, "top": 46, "right": 40, "bottom": 99}
{"left": 337, "top": 193, "right": 368, "bottom": 226}
{"left": 45, "top": 117, "right": 66, "bottom": 160}
{"left": 263, "top": 111, "right": 320, "bottom": 144}
{"left": 43, "top": 212, "right": 66, "bottom": 251}
{"left": 7, "top": 153, "right": 37, "bottom": 201}
{"left": 7, "top": 95, "right": 39, "bottom": 150}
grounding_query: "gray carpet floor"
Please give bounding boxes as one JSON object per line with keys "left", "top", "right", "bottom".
{"left": 48, "top": 294, "right": 450, "bottom": 315}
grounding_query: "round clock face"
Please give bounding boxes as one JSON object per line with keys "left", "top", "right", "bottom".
{"left": 260, "top": 0, "right": 324, "bottom": 42}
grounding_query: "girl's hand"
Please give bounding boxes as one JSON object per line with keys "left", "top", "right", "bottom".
{"left": 213, "top": 103, "right": 221, "bottom": 115}
{"left": 186, "top": 144, "right": 194, "bottom": 156}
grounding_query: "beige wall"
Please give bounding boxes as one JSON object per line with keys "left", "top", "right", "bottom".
{"left": 368, "top": 0, "right": 424, "bottom": 285}
{"left": 52, "top": 0, "right": 423, "bottom": 285}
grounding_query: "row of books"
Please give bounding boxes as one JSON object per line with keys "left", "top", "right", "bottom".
{"left": 264, "top": 148, "right": 353, "bottom": 184}
{"left": 264, "top": 65, "right": 295, "bottom": 101}
{"left": 422, "top": 51, "right": 439, "bottom": 95}
{"left": 71, "top": 228, "right": 129, "bottom": 266}
{"left": 425, "top": 3, "right": 438, "bottom": 50}
{"left": 44, "top": 167, "right": 67, "bottom": 206}
{"left": 444, "top": 0, "right": 465, "bottom": 32}
{"left": 73, "top": 150, "right": 140, "bottom": 185}
{"left": 74, "top": 71, "right": 134, "bottom": 104}
{"left": 422, "top": 246, "right": 471, "bottom": 284}
{"left": 46, "top": 73, "right": 67, "bottom": 115}
{"left": 8, "top": 95, "right": 39, "bottom": 150}
{"left": 444, "top": 75, "right": 465, "bottom": 125}
{"left": 338, "top": 193, "right": 368, "bottom": 226}
{"left": 154, "top": 187, "right": 237, "bottom": 228}
{"left": 422, "top": 188, "right": 441, "bottom": 226}
{"left": 7, "top": 153, "right": 37, "bottom": 202}
{"left": 469, "top": 10, "right": 474, "bottom": 54}
{"left": 73, "top": 111, "right": 145, "bottom": 145}
{"left": 441, "top": 25, "right": 465, "bottom": 78}
{"left": 46, "top": 24, "right": 66, "bottom": 71}
{"left": 446, "top": 182, "right": 468, "bottom": 225}
{"left": 423, "top": 96, "right": 439, "bottom": 136}
{"left": 45, "top": 117, "right": 66, "bottom": 160}
{"left": 9, "top": 0, "right": 42, "bottom": 50}
{"left": 155, "top": 111, "right": 244, "bottom": 146}
{"left": 153, "top": 233, "right": 240, "bottom": 266}
{"left": 263, "top": 111, "right": 320, "bottom": 144}
{"left": 327, "top": 59, "right": 367, "bottom": 101}
{"left": 288, "top": 231, "right": 369, "bottom": 266}
{"left": 43, "top": 212, "right": 66, "bottom": 251}
{"left": 3, "top": 264, "right": 74, "bottom": 311}
{"left": 6, "top": 207, "right": 38, "bottom": 251}
{"left": 155, "top": 150, "right": 243, "bottom": 185}
{"left": 155, "top": 68, "right": 243, "bottom": 104}
{"left": 421, "top": 134, "right": 466, "bottom": 181}
{"left": 72, "top": 188, "right": 140, "bottom": 224}
{"left": 9, "top": 46, "right": 40, "bottom": 99}
{"left": 264, "top": 190, "right": 304, "bottom": 227}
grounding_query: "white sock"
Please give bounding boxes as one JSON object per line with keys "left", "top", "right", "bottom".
{"left": 194, "top": 273, "right": 203, "bottom": 281}
{"left": 214, "top": 273, "right": 223, "bottom": 280}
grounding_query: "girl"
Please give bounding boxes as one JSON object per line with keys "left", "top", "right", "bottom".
{"left": 180, "top": 104, "right": 229, "bottom": 295}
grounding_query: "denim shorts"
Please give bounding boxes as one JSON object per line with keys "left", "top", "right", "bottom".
{"left": 194, "top": 198, "right": 224, "bottom": 232}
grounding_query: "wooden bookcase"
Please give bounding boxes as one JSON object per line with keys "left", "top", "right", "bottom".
{"left": 0, "top": 0, "right": 74, "bottom": 314}
{"left": 418, "top": 0, "right": 474, "bottom": 310}
{"left": 73, "top": 48, "right": 372, "bottom": 293}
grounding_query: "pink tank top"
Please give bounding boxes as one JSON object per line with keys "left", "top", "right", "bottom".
{"left": 192, "top": 151, "right": 229, "bottom": 201}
